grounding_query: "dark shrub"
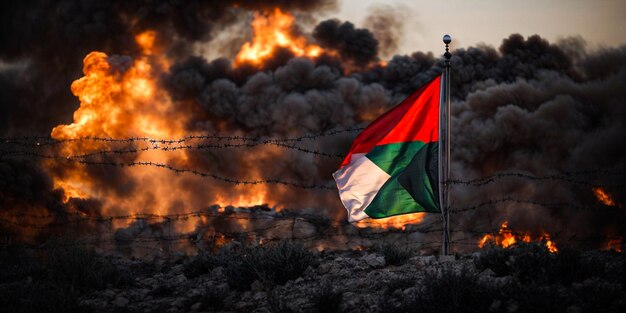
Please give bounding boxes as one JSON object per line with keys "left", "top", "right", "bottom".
{"left": 0, "top": 245, "right": 46, "bottom": 283}
{"left": 0, "top": 281, "right": 92, "bottom": 313}
{"left": 44, "top": 242, "right": 129, "bottom": 292}
{"left": 378, "top": 276, "right": 417, "bottom": 313}
{"left": 381, "top": 243, "right": 411, "bottom": 266}
{"left": 475, "top": 245, "right": 516, "bottom": 277}
{"left": 268, "top": 288, "right": 297, "bottom": 313}
{"left": 573, "top": 277, "right": 626, "bottom": 313}
{"left": 551, "top": 247, "right": 583, "bottom": 285}
{"left": 476, "top": 242, "right": 557, "bottom": 283}
{"left": 508, "top": 243, "right": 554, "bottom": 284}
{"left": 405, "top": 266, "right": 497, "bottom": 313}
{"left": 183, "top": 251, "right": 223, "bottom": 279}
{"left": 505, "top": 283, "right": 573, "bottom": 313}
{"left": 225, "top": 240, "right": 315, "bottom": 291}
{"left": 310, "top": 280, "right": 342, "bottom": 313}
{"left": 186, "top": 286, "right": 227, "bottom": 311}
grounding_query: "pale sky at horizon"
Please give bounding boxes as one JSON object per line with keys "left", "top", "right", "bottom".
{"left": 332, "top": 0, "right": 626, "bottom": 57}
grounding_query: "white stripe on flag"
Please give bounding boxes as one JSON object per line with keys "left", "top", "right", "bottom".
{"left": 333, "top": 153, "right": 390, "bottom": 222}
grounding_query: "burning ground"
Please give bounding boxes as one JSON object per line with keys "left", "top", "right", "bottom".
{"left": 0, "top": 1, "right": 625, "bottom": 254}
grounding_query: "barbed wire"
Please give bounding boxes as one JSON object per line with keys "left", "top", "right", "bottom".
{"left": 0, "top": 195, "right": 616, "bottom": 232}
{"left": 448, "top": 197, "right": 613, "bottom": 213}
{"left": 0, "top": 139, "right": 346, "bottom": 159}
{"left": 448, "top": 170, "right": 626, "bottom": 187}
{"left": 0, "top": 209, "right": 440, "bottom": 230}
{"left": 0, "top": 127, "right": 365, "bottom": 147}
{"left": 0, "top": 150, "right": 337, "bottom": 189}
{"left": 4, "top": 149, "right": 624, "bottom": 190}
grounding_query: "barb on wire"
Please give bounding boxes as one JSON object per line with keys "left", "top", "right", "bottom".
{"left": 449, "top": 170, "right": 626, "bottom": 188}
{"left": 0, "top": 150, "right": 337, "bottom": 189}
{"left": 449, "top": 197, "right": 605, "bottom": 213}
{"left": 1, "top": 140, "right": 346, "bottom": 159}
{"left": 0, "top": 127, "right": 365, "bottom": 147}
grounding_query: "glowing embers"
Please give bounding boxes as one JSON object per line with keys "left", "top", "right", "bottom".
{"left": 234, "top": 8, "right": 325, "bottom": 67}
{"left": 593, "top": 187, "right": 616, "bottom": 207}
{"left": 355, "top": 212, "right": 425, "bottom": 230}
{"left": 479, "top": 222, "right": 558, "bottom": 253}
{"left": 605, "top": 237, "right": 622, "bottom": 252}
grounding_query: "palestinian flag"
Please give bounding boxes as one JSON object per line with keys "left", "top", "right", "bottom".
{"left": 333, "top": 75, "right": 441, "bottom": 222}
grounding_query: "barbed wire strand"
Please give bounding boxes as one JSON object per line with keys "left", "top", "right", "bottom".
{"left": 0, "top": 127, "right": 366, "bottom": 146}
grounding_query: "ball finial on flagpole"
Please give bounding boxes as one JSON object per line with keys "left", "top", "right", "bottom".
{"left": 443, "top": 34, "right": 452, "bottom": 61}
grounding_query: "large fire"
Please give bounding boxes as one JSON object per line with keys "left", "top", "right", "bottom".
{"left": 46, "top": 30, "right": 271, "bottom": 231}
{"left": 234, "top": 8, "right": 325, "bottom": 67}
{"left": 479, "top": 222, "right": 558, "bottom": 253}
{"left": 593, "top": 187, "right": 616, "bottom": 206}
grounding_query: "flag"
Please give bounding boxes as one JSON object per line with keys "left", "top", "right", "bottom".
{"left": 333, "top": 75, "right": 441, "bottom": 222}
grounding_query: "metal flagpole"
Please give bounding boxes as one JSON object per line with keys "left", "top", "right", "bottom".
{"left": 440, "top": 34, "right": 452, "bottom": 255}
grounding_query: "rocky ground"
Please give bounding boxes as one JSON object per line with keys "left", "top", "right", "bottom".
{"left": 1, "top": 241, "right": 625, "bottom": 313}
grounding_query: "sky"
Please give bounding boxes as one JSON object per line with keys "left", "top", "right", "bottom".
{"left": 333, "top": 0, "right": 626, "bottom": 56}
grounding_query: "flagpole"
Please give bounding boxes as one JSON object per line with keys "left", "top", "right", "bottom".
{"left": 441, "top": 34, "right": 452, "bottom": 255}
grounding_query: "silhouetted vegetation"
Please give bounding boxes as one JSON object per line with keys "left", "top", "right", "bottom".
{"left": 310, "top": 280, "right": 343, "bottom": 313}
{"left": 380, "top": 243, "right": 412, "bottom": 266}
{"left": 0, "top": 240, "right": 130, "bottom": 313}
{"left": 225, "top": 240, "right": 316, "bottom": 290}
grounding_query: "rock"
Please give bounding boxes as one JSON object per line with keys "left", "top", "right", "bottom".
{"left": 250, "top": 280, "right": 264, "bottom": 292}
{"left": 174, "top": 274, "right": 187, "bottom": 284}
{"left": 113, "top": 296, "right": 129, "bottom": 307}
{"left": 102, "top": 289, "right": 117, "bottom": 300}
{"left": 507, "top": 301, "right": 519, "bottom": 313}
{"left": 188, "top": 288, "right": 203, "bottom": 298}
{"left": 253, "top": 291, "right": 266, "bottom": 301}
{"left": 171, "top": 297, "right": 186, "bottom": 308}
{"left": 211, "top": 266, "right": 224, "bottom": 279}
{"left": 490, "top": 299, "right": 502, "bottom": 311}
{"left": 318, "top": 263, "right": 332, "bottom": 274}
{"left": 137, "top": 288, "right": 151, "bottom": 299}
{"left": 233, "top": 301, "right": 249, "bottom": 310}
{"left": 170, "top": 264, "right": 184, "bottom": 275}
{"left": 415, "top": 255, "right": 436, "bottom": 265}
{"left": 363, "top": 254, "right": 386, "bottom": 268}
{"left": 438, "top": 255, "right": 455, "bottom": 263}
{"left": 480, "top": 268, "right": 496, "bottom": 277}
{"left": 294, "top": 277, "right": 304, "bottom": 284}
{"left": 190, "top": 302, "right": 202, "bottom": 311}
{"left": 141, "top": 278, "right": 157, "bottom": 287}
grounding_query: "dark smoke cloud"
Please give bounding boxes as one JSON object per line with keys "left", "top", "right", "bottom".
{"left": 0, "top": 0, "right": 625, "bottom": 250}
{"left": 164, "top": 34, "right": 626, "bottom": 250}
{"left": 363, "top": 4, "right": 409, "bottom": 58}
{"left": 313, "top": 19, "right": 379, "bottom": 66}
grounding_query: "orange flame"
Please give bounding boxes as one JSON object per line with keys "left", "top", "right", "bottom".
{"left": 479, "top": 222, "right": 558, "bottom": 253}
{"left": 541, "top": 232, "right": 559, "bottom": 253}
{"left": 604, "top": 237, "right": 623, "bottom": 252}
{"left": 214, "top": 189, "right": 270, "bottom": 209}
{"left": 355, "top": 212, "right": 425, "bottom": 230}
{"left": 234, "top": 8, "right": 325, "bottom": 67}
{"left": 593, "top": 187, "right": 616, "bottom": 206}
{"left": 605, "top": 237, "right": 622, "bottom": 252}
{"left": 45, "top": 30, "right": 274, "bottom": 233}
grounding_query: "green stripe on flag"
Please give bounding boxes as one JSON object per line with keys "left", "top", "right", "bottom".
{"left": 366, "top": 142, "right": 426, "bottom": 176}
{"left": 363, "top": 142, "right": 440, "bottom": 218}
